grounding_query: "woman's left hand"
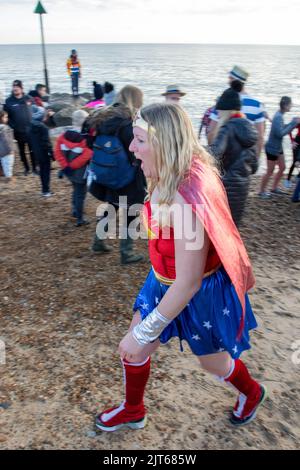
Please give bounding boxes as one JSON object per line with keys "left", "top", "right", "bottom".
{"left": 118, "top": 331, "right": 146, "bottom": 363}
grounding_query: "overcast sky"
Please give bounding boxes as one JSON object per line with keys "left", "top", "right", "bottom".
{"left": 1, "top": 0, "right": 300, "bottom": 45}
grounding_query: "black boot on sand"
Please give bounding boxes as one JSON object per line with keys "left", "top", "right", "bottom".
{"left": 120, "top": 238, "right": 144, "bottom": 265}
{"left": 91, "top": 233, "right": 112, "bottom": 253}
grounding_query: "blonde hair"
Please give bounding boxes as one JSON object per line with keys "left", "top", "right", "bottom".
{"left": 87, "top": 84, "right": 143, "bottom": 130}
{"left": 114, "top": 85, "right": 143, "bottom": 116}
{"left": 211, "top": 109, "right": 240, "bottom": 141}
{"left": 140, "top": 103, "right": 216, "bottom": 224}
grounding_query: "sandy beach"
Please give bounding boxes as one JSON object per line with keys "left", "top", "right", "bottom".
{"left": 0, "top": 158, "right": 299, "bottom": 450}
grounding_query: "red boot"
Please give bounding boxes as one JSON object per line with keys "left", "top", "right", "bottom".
{"left": 96, "top": 357, "right": 150, "bottom": 432}
{"left": 225, "top": 359, "right": 267, "bottom": 425}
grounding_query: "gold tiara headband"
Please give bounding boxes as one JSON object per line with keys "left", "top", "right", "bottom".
{"left": 133, "top": 110, "right": 156, "bottom": 134}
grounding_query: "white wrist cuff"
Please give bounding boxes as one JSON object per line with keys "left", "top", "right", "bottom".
{"left": 132, "top": 308, "right": 171, "bottom": 345}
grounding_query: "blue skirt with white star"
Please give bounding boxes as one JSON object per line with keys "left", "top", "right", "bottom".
{"left": 133, "top": 267, "right": 257, "bottom": 358}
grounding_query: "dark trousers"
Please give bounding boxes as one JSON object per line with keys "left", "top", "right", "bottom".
{"left": 71, "top": 182, "right": 87, "bottom": 222}
{"left": 39, "top": 157, "right": 51, "bottom": 194}
{"left": 292, "top": 177, "right": 300, "bottom": 202}
{"left": 98, "top": 204, "right": 138, "bottom": 237}
{"left": 287, "top": 148, "right": 300, "bottom": 181}
{"left": 71, "top": 73, "right": 79, "bottom": 96}
{"left": 14, "top": 131, "right": 36, "bottom": 172}
{"left": 121, "top": 207, "right": 139, "bottom": 237}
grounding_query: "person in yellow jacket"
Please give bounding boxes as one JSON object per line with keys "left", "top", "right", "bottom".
{"left": 67, "top": 49, "right": 81, "bottom": 97}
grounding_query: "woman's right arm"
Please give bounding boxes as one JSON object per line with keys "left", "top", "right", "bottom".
{"left": 119, "top": 193, "right": 210, "bottom": 362}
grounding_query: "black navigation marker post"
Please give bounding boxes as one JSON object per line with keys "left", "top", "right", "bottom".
{"left": 34, "top": 1, "right": 50, "bottom": 93}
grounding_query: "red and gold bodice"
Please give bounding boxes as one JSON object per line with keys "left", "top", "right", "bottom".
{"left": 143, "top": 201, "right": 221, "bottom": 283}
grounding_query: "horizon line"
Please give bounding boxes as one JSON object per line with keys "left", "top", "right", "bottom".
{"left": 1, "top": 41, "right": 300, "bottom": 47}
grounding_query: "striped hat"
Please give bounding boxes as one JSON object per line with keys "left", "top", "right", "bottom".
{"left": 229, "top": 66, "right": 249, "bottom": 83}
{"left": 161, "top": 85, "right": 186, "bottom": 96}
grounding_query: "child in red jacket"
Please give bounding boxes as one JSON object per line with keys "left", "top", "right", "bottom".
{"left": 55, "top": 110, "right": 92, "bottom": 226}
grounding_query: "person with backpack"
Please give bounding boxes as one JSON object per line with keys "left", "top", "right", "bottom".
{"left": 0, "top": 110, "right": 15, "bottom": 183}
{"left": 54, "top": 110, "right": 92, "bottom": 226}
{"left": 86, "top": 85, "right": 146, "bottom": 264}
{"left": 29, "top": 105, "right": 54, "bottom": 197}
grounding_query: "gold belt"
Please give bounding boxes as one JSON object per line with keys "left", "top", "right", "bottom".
{"left": 153, "top": 264, "right": 222, "bottom": 286}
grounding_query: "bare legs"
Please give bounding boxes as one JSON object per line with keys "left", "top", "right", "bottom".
{"left": 260, "top": 155, "right": 285, "bottom": 193}
{"left": 127, "top": 312, "right": 237, "bottom": 379}
{"left": 96, "top": 311, "right": 263, "bottom": 430}
{"left": 260, "top": 159, "right": 276, "bottom": 193}
{"left": 271, "top": 155, "right": 285, "bottom": 191}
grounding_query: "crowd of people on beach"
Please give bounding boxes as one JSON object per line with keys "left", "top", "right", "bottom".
{"left": 1, "top": 59, "right": 300, "bottom": 209}
{"left": 1, "top": 55, "right": 300, "bottom": 433}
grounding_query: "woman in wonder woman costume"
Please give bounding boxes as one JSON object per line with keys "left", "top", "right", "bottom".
{"left": 95, "top": 103, "right": 267, "bottom": 432}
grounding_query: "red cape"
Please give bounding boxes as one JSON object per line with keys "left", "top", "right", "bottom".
{"left": 179, "top": 158, "right": 255, "bottom": 340}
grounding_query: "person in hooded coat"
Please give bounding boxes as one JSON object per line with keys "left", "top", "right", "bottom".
{"left": 55, "top": 109, "right": 92, "bottom": 226}
{"left": 209, "top": 81, "right": 258, "bottom": 226}
{"left": 29, "top": 105, "right": 53, "bottom": 197}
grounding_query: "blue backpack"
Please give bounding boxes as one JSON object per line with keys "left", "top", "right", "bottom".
{"left": 88, "top": 121, "right": 137, "bottom": 190}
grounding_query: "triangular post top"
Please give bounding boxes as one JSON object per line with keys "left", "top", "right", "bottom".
{"left": 34, "top": 1, "right": 47, "bottom": 14}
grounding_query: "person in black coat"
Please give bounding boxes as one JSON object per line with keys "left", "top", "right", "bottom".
{"left": 86, "top": 85, "right": 146, "bottom": 264}
{"left": 29, "top": 105, "right": 53, "bottom": 197}
{"left": 4, "top": 80, "right": 37, "bottom": 175}
{"left": 209, "top": 81, "right": 258, "bottom": 226}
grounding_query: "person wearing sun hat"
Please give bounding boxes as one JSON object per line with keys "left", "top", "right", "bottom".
{"left": 208, "top": 65, "right": 265, "bottom": 158}
{"left": 161, "top": 84, "right": 186, "bottom": 103}
{"left": 229, "top": 65, "right": 249, "bottom": 84}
